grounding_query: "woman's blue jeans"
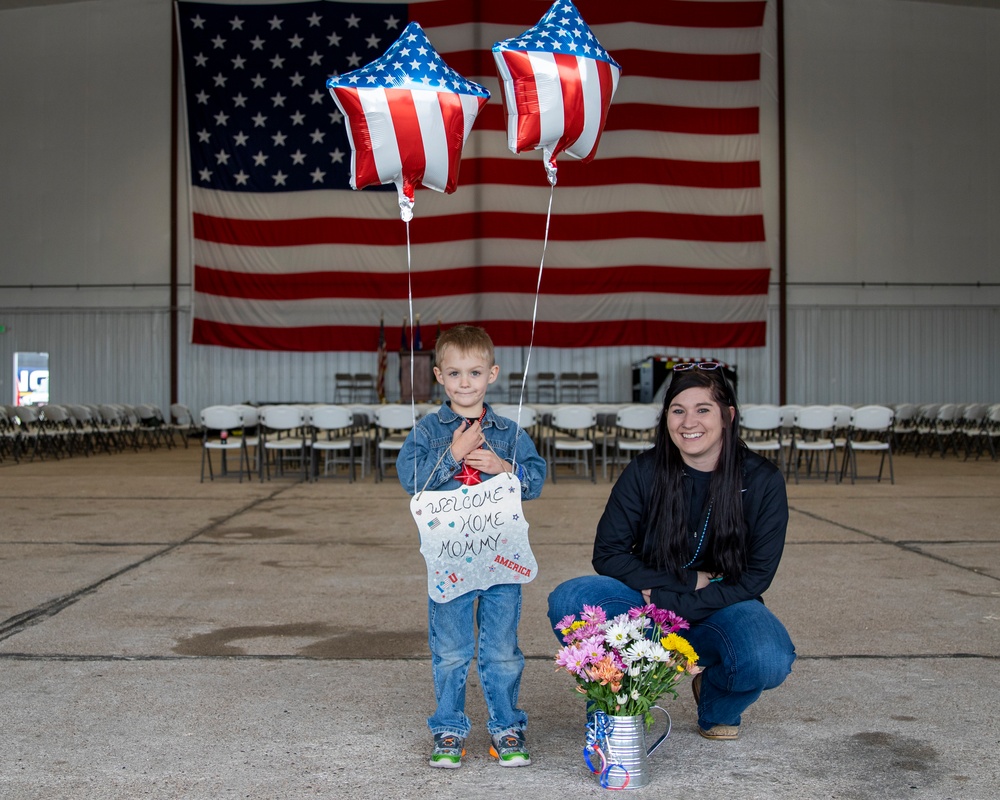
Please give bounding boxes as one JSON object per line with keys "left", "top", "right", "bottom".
{"left": 547, "top": 576, "right": 795, "bottom": 729}
{"left": 427, "top": 583, "right": 528, "bottom": 738}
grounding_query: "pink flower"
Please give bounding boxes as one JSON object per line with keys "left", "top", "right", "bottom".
{"left": 654, "top": 608, "right": 690, "bottom": 633}
{"left": 628, "top": 604, "right": 656, "bottom": 620}
{"left": 555, "top": 644, "right": 591, "bottom": 676}
{"left": 581, "top": 604, "right": 607, "bottom": 625}
{"left": 580, "top": 635, "right": 608, "bottom": 663}
{"left": 574, "top": 621, "right": 604, "bottom": 640}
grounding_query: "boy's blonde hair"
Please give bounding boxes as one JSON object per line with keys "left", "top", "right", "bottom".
{"left": 434, "top": 324, "right": 495, "bottom": 366}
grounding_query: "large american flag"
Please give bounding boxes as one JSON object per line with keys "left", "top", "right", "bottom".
{"left": 178, "top": 0, "right": 770, "bottom": 351}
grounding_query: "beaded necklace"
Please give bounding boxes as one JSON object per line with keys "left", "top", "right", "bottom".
{"left": 682, "top": 500, "right": 713, "bottom": 569}
{"left": 455, "top": 407, "right": 489, "bottom": 486}
{"left": 464, "top": 406, "right": 488, "bottom": 428}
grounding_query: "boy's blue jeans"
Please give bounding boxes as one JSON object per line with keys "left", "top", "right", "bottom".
{"left": 427, "top": 583, "right": 528, "bottom": 738}
{"left": 547, "top": 575, "right": 795, "bottom": 730}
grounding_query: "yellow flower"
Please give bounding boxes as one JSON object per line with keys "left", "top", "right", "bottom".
{"left": 661, "top": 633, "right": 699, "bottom": 665}
{"left": 561, "top": 620, "right": 588, "bottom": 636}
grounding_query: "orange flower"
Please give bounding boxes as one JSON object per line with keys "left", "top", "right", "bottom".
{"left": 585, "top": 655, "right": 624, "bottom": 693}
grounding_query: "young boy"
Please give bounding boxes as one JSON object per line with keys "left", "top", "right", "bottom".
{"left": 396, "top": 324, "right": 546, "bottom": 769}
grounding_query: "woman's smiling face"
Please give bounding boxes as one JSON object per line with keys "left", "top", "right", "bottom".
{"left": 666, "top": 386, "right": 734, "bottom": 470}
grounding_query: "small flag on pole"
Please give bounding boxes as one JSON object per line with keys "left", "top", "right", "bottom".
{"left": 376, "top": 316, "right": 387, "bottom": 404}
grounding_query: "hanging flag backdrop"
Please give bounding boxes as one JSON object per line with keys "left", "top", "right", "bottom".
{"left": 178, "top": 0, "right": 770, "bottom": 351}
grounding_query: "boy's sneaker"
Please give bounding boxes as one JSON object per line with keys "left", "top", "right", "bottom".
{"left": 429, "top": 733, "right": 465, "bottom": 769}
{"left": 489, "top": 730, "right": 531, "bottom": 767}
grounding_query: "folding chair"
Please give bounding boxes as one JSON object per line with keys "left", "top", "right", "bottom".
{"left": 374, "top": 404, "right": 414, "bottom": 482}
{"left": 789, "top": 405, "right": 839, "bottom": 484}
{"left": 168, "top": 403, "right": 201, "bottom": 449}
{"left": 609, "top": 405, "right": 660, "bottom": 480}
{"left": 259, "top": 405, "right": 308, "bottom": 481}
{"left": 308, "top": 405, "right": 357, "bottom": 481}
{"left": 579, "top": 372, "right": 600, "bottom": 403}
{"left": 844, "top": 405, "right": 895, "bottom": 484}
{"left": 558, "top": 372, "right": 581, "bottom": 403}
{"left": 535, "top": 372, "right": 557, "bottom": 404}
{"left": 491, "top": 403, "right": 539, "bottom": 448}
{"left": 200, "top": 405, "right": 253, "bottom": 482}
{"left": 334, "top": 373, "right": 356, "bottom": 403}
{"left": 545, "top": 404, "right": 598, "bottom": 483}
{"left": 740, "top": 404, "right": 786, "bottom": 474}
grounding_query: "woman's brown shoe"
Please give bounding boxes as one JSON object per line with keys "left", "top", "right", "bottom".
{"left": 698, "top": 724, "right": 740, "bottom": 740}
{"left": 692, "top": 673, "right": 740, "bottom": 740}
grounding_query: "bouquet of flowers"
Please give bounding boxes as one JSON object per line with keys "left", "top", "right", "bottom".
{"left": 554, "top": 604, "right": 701, "bottom": 723}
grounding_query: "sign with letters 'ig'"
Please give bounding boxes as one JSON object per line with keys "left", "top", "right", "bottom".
{"left": 411, "top": 472, "right": 537, "bottom": 603}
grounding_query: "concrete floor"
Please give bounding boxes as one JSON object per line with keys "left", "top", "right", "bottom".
{"left": 1, "top": 442, "right": 998, "bottom": 799}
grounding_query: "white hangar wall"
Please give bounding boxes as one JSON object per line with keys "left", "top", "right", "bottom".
{"left": 0, "top": 0, "right": 998, "bottom": 415}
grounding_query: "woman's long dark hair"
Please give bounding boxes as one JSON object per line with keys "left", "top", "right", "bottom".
{"left": 645, "top": 369, "right": 748, "bottom": 582}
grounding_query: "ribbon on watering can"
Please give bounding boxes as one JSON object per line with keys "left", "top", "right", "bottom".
{"left": 583, "top": 709, "right": 673, "bottom": 790}
{"left": 584, "top": 713, "right": 629, "bottom": 789}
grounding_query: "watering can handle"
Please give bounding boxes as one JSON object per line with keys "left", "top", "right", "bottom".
{"left": 646, "top": 705, "right": 673, "bottom": 756}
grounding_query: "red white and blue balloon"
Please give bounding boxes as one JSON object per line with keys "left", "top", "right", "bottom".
{"left": 327, "top": 21, "right": 490, "bottom": 221}
{"left": 493, "top": 0, "right": 621, "bottom": 186}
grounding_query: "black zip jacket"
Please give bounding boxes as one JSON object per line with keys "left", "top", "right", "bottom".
{"left": 592, "top": 449, "right": 788, "bottom": 624}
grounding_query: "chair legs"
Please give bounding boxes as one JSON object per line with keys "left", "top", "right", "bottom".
{"left": 201, "top": 444, "right": 251, "bottom": 483}
{"left": 791, "top": 447, "right": 839, "bottom": 484}
{"left": 847, "top": 446, "right": 894, "bottom": 484}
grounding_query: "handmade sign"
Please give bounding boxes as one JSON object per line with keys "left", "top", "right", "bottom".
{"left": 411, "top": 472, "right": 537, "bottom": 603}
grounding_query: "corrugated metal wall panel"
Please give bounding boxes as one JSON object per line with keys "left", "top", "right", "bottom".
{"left": 2, "top": 306, "right": 997, "bottom": 416}
{"left": 784, "top": 306, "right": 1000, "bottom": 405}
{"left": 0, "top": 308, "right": 172, "bottom": 410}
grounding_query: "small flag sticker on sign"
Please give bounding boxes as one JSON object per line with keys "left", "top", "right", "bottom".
{"left": 427, "top": 518, "right": 441, "bottom": 530}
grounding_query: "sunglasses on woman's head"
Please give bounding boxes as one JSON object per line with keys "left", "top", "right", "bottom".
{"left": 672, "top": 362, "right": 721, "bottom": 372}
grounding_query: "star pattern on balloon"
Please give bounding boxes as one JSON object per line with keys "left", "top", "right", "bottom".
{"left": 492, "top": 0, "right": 621, "bottom": 185}
{"left": 327, "top": 21, "right": 490, "bottom": 220}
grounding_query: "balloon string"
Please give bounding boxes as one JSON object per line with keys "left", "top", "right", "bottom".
{"left": 511, "top": 181, "right": 555, "bottom": 470}
{"left": 402, "top": 184, "right": 553, "bottom": 488}
{"left": 406, "top": 219, "right": 417, "bottom": 491}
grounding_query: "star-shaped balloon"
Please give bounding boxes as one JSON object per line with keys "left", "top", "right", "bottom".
{"left": 455, "top": 462, "right": 482, "bottom": 486}
{"left": 327, "top": 21, "right": 490, "bottom": 221}
{"left": 492, "top": 0, "right": 621, "bottom": 185}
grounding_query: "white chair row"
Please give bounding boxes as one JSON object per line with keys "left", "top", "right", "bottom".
{"left": 495, "top": 403, "right": 661, "bottom": 484}
{"left": 366, "top": 402, "right": 663, "bottom": 485}
{"left": 199, "top": 404, "right": 364, "bottom": 483}
{"left": 740, "top": 404, "right": 895, "bottom": 484}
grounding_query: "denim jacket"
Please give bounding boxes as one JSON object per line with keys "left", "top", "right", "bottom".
{"left": 396, "top": 402, "right": 546, "bottom": 499}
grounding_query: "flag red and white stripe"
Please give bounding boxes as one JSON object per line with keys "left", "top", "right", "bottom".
{"left": 180, "top": 0, "right": 772, "bottom": 351}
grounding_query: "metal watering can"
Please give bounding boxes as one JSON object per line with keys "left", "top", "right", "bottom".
{"left": 584, "top": 708, "right": 672, "bottom": 790}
